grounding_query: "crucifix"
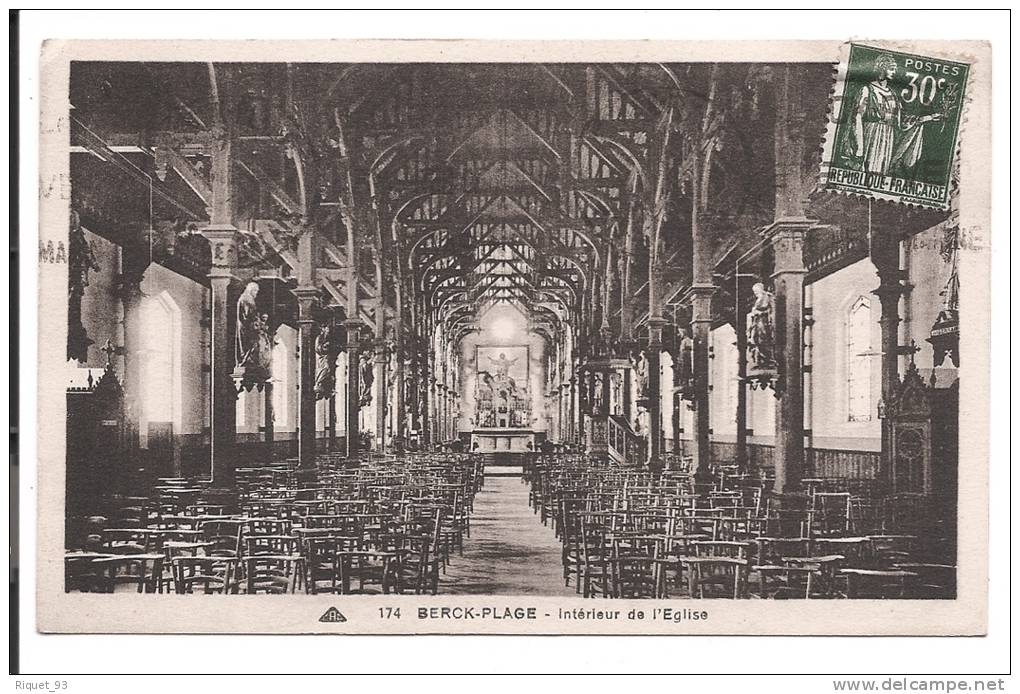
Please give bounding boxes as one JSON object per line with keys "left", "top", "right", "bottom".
{"left": 100, "top": 338, "right": 118, "bottom": 368}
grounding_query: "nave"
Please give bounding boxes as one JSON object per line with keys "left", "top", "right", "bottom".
{"left": 60, "top": 60, "right": 961, "bottom": 601}
{"left": 64, "top": 450, "right": 954, "bottom": 599}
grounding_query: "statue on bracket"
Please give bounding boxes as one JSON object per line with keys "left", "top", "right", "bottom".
{"left": 634, "top": 350, "right": 650, "bottom": 400}
{"left": 234, "top": 281, "right": 273, "bottom": 391}
{"left": 359, "top": 350, "right": 375, "bottom": 406}
{"left": 676, "top": 325, "right": 696, "bottom": 405}
{"left": 314, "top": 323, "right": 339, "bottom": 400}
{"left": 746, "top": 282, "right": 776, "bottom": 369}
{"left": 68, "top": 210, "right": 100, "bottom": 363}
{"left": 746, "top": 281, "right": 778, "bottom": 391}
{"left": 235, "top": 281, "right": 262, "bottom": 367}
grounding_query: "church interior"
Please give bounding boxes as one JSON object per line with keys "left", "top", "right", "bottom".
{"left": 59, "top": 61, "right": 961, "bottom": 599}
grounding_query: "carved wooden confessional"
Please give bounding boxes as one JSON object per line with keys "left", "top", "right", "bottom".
{"left": 886, "top": 362, "right": 934, "bottom": 495}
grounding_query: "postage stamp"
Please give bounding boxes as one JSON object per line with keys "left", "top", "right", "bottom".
{"left": 821, "top": 43, "right": 970, "bottom": 210}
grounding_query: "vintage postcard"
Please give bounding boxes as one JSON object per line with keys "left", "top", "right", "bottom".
{"left": 36, "top": 39, "right": 991, "bottom": 635}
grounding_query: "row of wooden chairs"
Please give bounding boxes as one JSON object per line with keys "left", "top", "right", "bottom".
{"left": 66, "top": 453, "right": 484, "bottom": 595}
{"left": 528, "top": 454, "right": 955, "bottom": 600}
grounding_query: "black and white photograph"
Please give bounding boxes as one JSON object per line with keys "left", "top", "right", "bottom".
{"left": 30, "top": 35, "right": 992, "bottom": 639}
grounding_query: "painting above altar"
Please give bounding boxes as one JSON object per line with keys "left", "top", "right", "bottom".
{"left": 474, "top": 345, "right": 531, "bottom": 429}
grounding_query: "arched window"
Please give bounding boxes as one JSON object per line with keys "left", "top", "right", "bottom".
{"left": 272, "top": 326, "right": 292, "bottom": 429}
{"left": 140, "top": 291, "right": 182, "bottom": 432}
{"left": 846, "top": 296, "right": 874, "bottom": 422}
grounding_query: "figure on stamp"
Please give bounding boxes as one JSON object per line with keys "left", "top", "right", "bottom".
{"left": 844, "top": 53, "right": 944, "bottom": 176}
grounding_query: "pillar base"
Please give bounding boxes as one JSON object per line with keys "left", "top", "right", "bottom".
{"left": 768, "top": 491, "right": 811, "bottom": 536}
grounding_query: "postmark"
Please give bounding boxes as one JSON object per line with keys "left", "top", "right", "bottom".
{"left": 821, "top": 43, "right": 969, "bottom": 210}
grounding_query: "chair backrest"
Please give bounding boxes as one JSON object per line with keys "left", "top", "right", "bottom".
{"left": 200, "top": 520, "right": 245, "bottom": 556}
{"left": 171, "top": 556, "right": 235, "bottom": 594}
{"left": 692, "top": 540, "right": 752, "bottom": 560}
{"left": 245, "top": 535, "right": 300, "bottom": 557}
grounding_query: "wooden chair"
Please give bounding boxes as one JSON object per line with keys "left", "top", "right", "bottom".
{"left": 171, "top": 556, "right": 238, "bottom": 594}
{"left": 199, "top": 520, "right": 246, "bottom": 558}
{"left": 896, "top": 563, "right": 956, "bottom": 599}
{"left": 841, "top": 568, "right": 917, "bottom": 599}
{"left": 244, "top": 536, "right": 304, "bottom": 594}
{"left": 684, "top": 557, "right": 750, "bottom": 599}
{"left": 93, "top": 554, "right": 165, "bottom": 593}
{"left": 579, "top": 515, "right": 613, "bottom": 598}
{"left": 64, "top": 552, "right": 113, "bottom": 592}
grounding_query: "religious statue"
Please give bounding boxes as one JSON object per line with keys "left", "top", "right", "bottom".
{"left": 478, "top": 371, "right": 494, "bottom": 398}
{"left": 634, "top": 351, "right": 649, "bottom": 399}
{"left": 610, "top": 371, "right": 623, "bottom": 415}
{"left": 314, "top": 323, "right": 337, "bottom": 400}
{"left": 487, "top": 352, "right": 519, "bottom": 379}
{"left": 257, "top": 313, "right": 274, "bottom": 375}
{"left": 634, "top": 406, "right": 650, "bottom": 440}
{"left": 67, "top": 210, "right": 100, "bottom": 363}
{"left": 746, "top": 282, "right": 776, "bottom": 369}
{"left": 677, "top": 326, "right": 695, "bottom": 387}
{"left": 592, "top": 372, "right": 605, "bottom": 414}
{"left": 359, "top": 351, "right": 374, "bottom": 406}
{"left": 235, "top": 281, "right": 261, "bottom": 368}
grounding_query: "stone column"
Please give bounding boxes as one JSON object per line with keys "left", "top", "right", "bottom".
{"left": 873, "top": 240, "right": 905, "bottom": 487}
{"left": 294, "top": 289, "right": 318, "bottom": 471}
{"left": 425, "top": 378, "right": 435, "bottom": 447}
{"left": 558, "top": 385, "right": 566, "bottom": 442}
{"left": 647, "top": 319, "right": 666, "bottom": 470}
{"left": 117, "top": 260, "right": 146, "bottom": 458}
{"left": 201, "top": 226, "right": 241, "bottom": 486}
{"left": 573, "top": 370, "right": 585, "bottom": 446}
{"left": 442, "top": 387, "right": 450, "bottom": 442}
{"left": 205, "top": 278, "right": 234, "bottom": 484}
{"left": 345, "top": 320, "right": 362, "bottom": 461}
{"left": 373, "top": 340, "right": 387, "bottom": 450}
{"left": 734, "top": 275, "right": 751, "bottom": 474}
{"left": 671, "top": 361, "right": 682, "bottom": 454}
{"left": 767, "top": 221, "right": 810, "bottom": 495}
{"left": 264, "top": 382, "right": 275, "bottom": 448}
{"left": 326, "top": 390, "right": 336, "bottom": 452}
{"left": 393, "top": 356, "right": 405, "bottom": 448}
{"left": 687, "top": 285, "right": 715, "bottom": 482}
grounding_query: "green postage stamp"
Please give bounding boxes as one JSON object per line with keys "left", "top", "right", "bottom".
{"left": 821, "top": 43, "right": 969, "bottom": 210}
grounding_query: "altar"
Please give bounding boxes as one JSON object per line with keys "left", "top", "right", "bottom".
{"left": 471, "top": 429, "right": 535, "bottom": 452}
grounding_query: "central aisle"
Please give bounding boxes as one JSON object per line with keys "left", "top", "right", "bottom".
{"left": 441, "top": 474, "right": 576, "bottom": 596}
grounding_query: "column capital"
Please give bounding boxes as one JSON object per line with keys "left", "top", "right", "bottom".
{"left": 201, "top": 224, "right": 244, "bottom": 281}
{"left": 344, "top": 318, "right": 365, "bottom": 344}
{"left": 763, "top": 218, "right": 813, "bottom": 277}
{"left": 682, "top": 283, "right": 717, "bottom": 323}
{"left": 760, "top": 217, "right": 815, "bottom": 240}
{"left": 293, "top": 286, "right": 319, "bottom": 299}
{"left": 293, "top": 284, "right": 319, "bottom": 308}
{"left": 679, "top": 283, "right": 717, "bottom": 304}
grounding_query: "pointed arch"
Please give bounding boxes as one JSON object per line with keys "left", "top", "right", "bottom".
{"left": 140, "top": 290, "right": 182, "bottom": 437}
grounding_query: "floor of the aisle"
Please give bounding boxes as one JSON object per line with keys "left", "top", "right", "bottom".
{"left": 440, "top": 476, "right": 576, "bottom": 596}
